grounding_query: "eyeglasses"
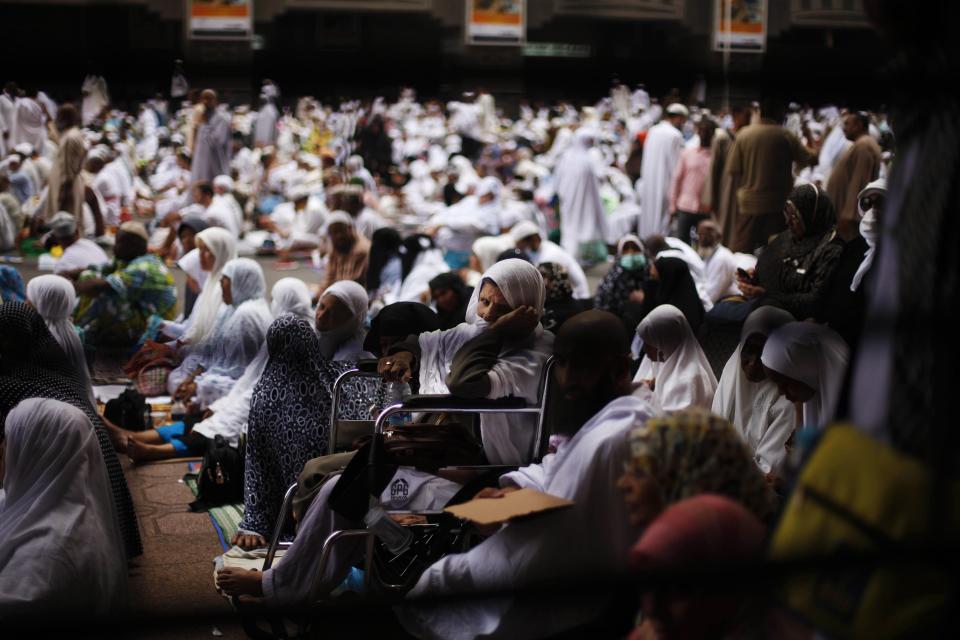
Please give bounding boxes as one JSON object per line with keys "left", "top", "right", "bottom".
{"left": 859, "top": 194, "right": 884, "bottom": 212}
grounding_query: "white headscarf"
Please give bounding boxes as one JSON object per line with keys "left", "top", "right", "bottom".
{"left": 465, "top": 257, "right": 546, "bottom": 325}
{"left": 711, "top": 306, "right": 797, "bottom": 474}
{"left": 761, "top": 322, "right": 849, "bottom": 430}
{"left": 0, "top": 399, "right": 128, "bottom": 617}
{"left": 183, "top": 227, "right": 236, "bottom": 345}
{"left": 25, "top": 275, "right": 93, "bottom": 404}
{"left": 471, "top": 234, "right": 515, "bottom": 273}
{"left": 633, "top": 304, "right": 717, "bottom": 411}
{"left": 552, "top": 128, "right": 609, "bottom": 259}
{"left": 270, "top": 277, "right": 313, "bottom": 322}
{"left": 850, "top": 177, "right": 886, "bottom": 292}
{"left": 222, "top": 257, "right": 267, "bottom": 306}
{"left": 617, "top": 233, "right": 644, "bottom": 256}
{"left": 319, "top": 279, "right": 369, "bottom": 360}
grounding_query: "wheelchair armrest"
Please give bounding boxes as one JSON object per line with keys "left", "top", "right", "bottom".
{"left": 356, "top": 358, "right": 380, "bottom": 373}
{"left": 400, "top": 394, "right": 529, "bottom": 411}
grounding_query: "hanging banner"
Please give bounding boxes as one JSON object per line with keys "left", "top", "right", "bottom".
{"left": 188, "top": 0, "right": 253, "bottom": 39}
{"left": 465, "top": 0, "right": 525, "bottom": 46}
{"left": 713, "top": 0, "right": 767, "bottom": 53}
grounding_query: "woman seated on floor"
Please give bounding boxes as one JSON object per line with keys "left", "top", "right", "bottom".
{"left": 0, "top": 399, "right": 128, "bottom": 620}
{"left": 124, "top": 227, "right": 236, "bottom": 386}
{"left": 217, "top": 259, "right": 553, "bottom": 604}
{"left": 26, "top": 274, "right": 94, "bottom": 405}
{"left": 761, "top": 321, "right": 850, "bottom": 431}
{"left": 0, "top": 302, "right": 142, "bottom": 558}
{"left": 428, "top": 272, "right": 472, "bottom": 330}
{"left": 109, "top": 259, "right": 273, "bottom": 461}
{"left": 634, "top": 304, "right": 717, "bottom": 411}
{"left": 732, "top": 183, "right": 843, "bottom": 322}
{"left": 538, "top": 262, "right": 592, "bottom": 334}
{"left": 232, "top": 281, "right": 375, "bottom": 549}
{"left": 104, "top": 277, "right": 313, "bottom": 461}
{"left": 712, "top": 306, "right": 798, "bottom": 475}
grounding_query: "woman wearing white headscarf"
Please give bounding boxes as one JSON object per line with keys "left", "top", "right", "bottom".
{"left": 25, "top": 274, "right": 93, "bottom": 405}
{"left": 179, "top": 227, "right": 237, "bottom": 345}
{"left": 552, "top": 128, "right": 610, "bottom": 263}
{"left": 316, "top": 279, "right": 371, "bottom": 361}
{"left": 712, "top": 306, "right": 797, "bottom": 474}
{"left": 761, "top": 322, "right": 849, "bottom": 431}
{"left": 382, "top": 258, "right": 554, "bottom": 465}
{"left": 633, "top": 304, "right": 717, "bottom": 411}
{"left": 0, "top": 398, "right": 127, "bottom": 619}
{"left": 177, "top": 258, "right": 274, "bottom": 403}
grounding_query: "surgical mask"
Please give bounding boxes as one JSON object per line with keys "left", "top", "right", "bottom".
{"left": 526, "top": 249, "right": 542, "bottom": 263}
{"left": 619, "top": 253, "right": 647, "bottom": 271}
{"left": 859, "top": 209, "right": 878, "bottom": 248}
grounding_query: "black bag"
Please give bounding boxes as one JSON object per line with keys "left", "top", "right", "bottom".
{"left": 104, "top": 388, "right": 152, "bottom": 432}
{"left": 189, "top": 435, "right": 244, "bottom": 511}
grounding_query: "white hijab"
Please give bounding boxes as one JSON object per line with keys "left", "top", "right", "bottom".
{"left": 319, "top": 279, "right": 369, "bottom": 360}
{"left": 633, "top": 304, "right": 717, "bottom": 410}
{"left": 761, "top": 322, "right": 849, "bottom": 430}
{"left": 25, "top": 274, "right": 93, "bottom": 404}
{"left": 712, "top": 306, "right": 797, "bottom": 473}
{"left": 270, "top": 277, "right": 313, "bottom": 321}
{"left": 0, "top": 399, "right": 127, "bottom": 617}
{"left": 850, "top": 178, "right": 886, "bottom": 292}
{"left": 183, "top": 227, "right": 236, "bottom": 345}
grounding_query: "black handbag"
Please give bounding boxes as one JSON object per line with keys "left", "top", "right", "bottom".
{"left": 103, "top": 388, "right": 152, "bottom": 432}
{"left": 189, "top": 435, "right": 245, "bottom": 511}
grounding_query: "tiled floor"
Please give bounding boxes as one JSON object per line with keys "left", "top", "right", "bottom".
{"left": 123, "top": 458, "right": 246, "bottom": 640}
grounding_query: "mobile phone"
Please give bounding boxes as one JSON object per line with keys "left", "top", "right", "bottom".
{"left": 736, "top": 268, "right": 751, "bottom": 280}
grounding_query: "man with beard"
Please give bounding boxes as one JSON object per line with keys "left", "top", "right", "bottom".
{"left": 398, "top": 310, "right": 662, "bottom": 639}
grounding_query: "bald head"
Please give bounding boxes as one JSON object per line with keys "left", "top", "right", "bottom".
{"left": 553, "top": 311, "right": 633, "bottom": 429}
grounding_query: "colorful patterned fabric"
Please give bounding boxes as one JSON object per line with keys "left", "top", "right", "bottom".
{"left": 75, "top": 254, "right": 177, "bottom": 347}
{"left": 620, "top": 408, "right": 777, "bottom": 525}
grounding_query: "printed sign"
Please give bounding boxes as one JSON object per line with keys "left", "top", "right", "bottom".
{"left": 465, "top": 0, "right": 526, "bottom": 46}
{"left": 189, "top": 0, "right": 253, "bottom": 39}
{"left": 713, "top": 0, "right": 768, "bottom": 53}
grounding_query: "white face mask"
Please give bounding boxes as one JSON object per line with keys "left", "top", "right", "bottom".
{"left": 859, "top": 209, "right": 878, "bottom": 247}
{"left": 526, "top": 248, "right": 541, "bottom": 263}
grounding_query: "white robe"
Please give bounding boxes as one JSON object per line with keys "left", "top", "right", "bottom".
{"left": 552, "top": 133, "right": 609, "bottom": 261}
{"left": 702, "top": 244, "right": 740, "bottom": 303}
{"left": 11, "top": 98, "right": 47, "bottom": 151}
{"left": 81, "top": 75, "right": 109, "bottom": 125}
{"left": 638, "top": 121, "right": 683, "bottom": 238}
{"left": 712, "top": 346, "right": 797, "bottom": 474}
{"left": 431, "top": 197, "right": 501, "bottom": 254}
{"left": 53, "top": 238, "right": 109, "bottom": 274}
{"left": 633, "top": 305, "right": 717, "bottom": 411}
{"left": 399, "top": 386, "right": 660, "bottom": 640}
{"left": 254, "top": 102, "right": 279, "bottom": 147}
{"left": 0, "top": 399, "right": 128, "bottom": 617}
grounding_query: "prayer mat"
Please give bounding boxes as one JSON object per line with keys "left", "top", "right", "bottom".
{"left": 185, "top": 462, "right": 244, "bottom": 552}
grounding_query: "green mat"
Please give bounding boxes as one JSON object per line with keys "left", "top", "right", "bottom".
{"left": 185, "top": 463, "right": 244, "bottom": 551}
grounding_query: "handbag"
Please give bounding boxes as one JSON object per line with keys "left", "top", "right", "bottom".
{"left": 135, "top": 363, "right": 174, "bottom": 396}
{"left": 104, "top": 388, "right": 152, "bottom": 432}
{"left": 188, "top": 434, "right": 245, "bottom": 511}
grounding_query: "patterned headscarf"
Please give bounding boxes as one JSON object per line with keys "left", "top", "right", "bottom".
{"left": 537, "top": 262, "right": 574, "bottom": 304}
{"left": 240, "top": 315, "right": 366, "bottom": 536}
{"left": 0, "top": 302, "right": 142, "bottom": 558}
{"left": 619, "top": 409, "right": 777, "bottom": 526}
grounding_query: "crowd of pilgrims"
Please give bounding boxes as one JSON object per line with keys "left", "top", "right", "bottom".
{"left": 0, "top": 77, "right": 892, "bottom": 636}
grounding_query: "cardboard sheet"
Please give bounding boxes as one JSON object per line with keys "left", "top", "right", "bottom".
{"left": 444, "top": 488, "right": 573, "bottom": 526}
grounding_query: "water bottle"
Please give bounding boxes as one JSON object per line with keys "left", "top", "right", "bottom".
{"left": 382, "top": 381, "right": 411, "bottom": 427}
{"left": 364, "top": 503, "right": 413, "bottom": 554}
{"left": 170, "top": 400, "right": 187, "bottom": 424}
